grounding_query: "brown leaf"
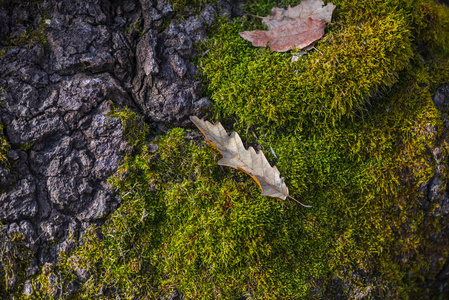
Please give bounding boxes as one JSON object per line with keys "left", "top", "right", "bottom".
{"left": 261, "top": 0, "right": 336, "bottom": 30}
{"left": 240, "top": 0, "right": 336, "bottom": 52}
{"left": 190, "top": 116, "right": 311, "bottom": 207}
{"left": 240, "top": 17, "right": 325, "bottom": 52}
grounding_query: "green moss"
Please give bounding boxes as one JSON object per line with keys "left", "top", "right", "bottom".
{"left": 195, "top": 0, "right": 449, "bottom": 297}
{"left": 199, "top": 0, "right": 418, "bottom": 130}
{"left": 0, "top": 88, "right": 7, "bottom": 169}
{"left": 412, "top": 0, "right": 449, "bottom": 55}
{"left": 0, "top": 88, "right": 10, "bottom": 169}
{"left": 0, "top": 1, "right": 48, "bottom": 57}
{"left": 0, "top": 224, "right": 32, "bottom": 298}
{"left": 17, "top": 142, "right": 34, "bottom": 152}
{"left": 168, "top": 0, "right": 217, "bottom": 15}
{"left": 33, "top": 0, "right": 449, "bottom": 299}
{"left": 8, "top": 20, "right": 48, "bottom": 49}
{"left": 34, "top": 125, "right": 332, "bottom": 299}
{"left": 123, "top": 18, "right": 143, "bottom": 35}
{"left": 0, "top": 125, "right": 9, "bottom": 169}
{"left": 107, "top": 104, "right": 148, "bottom": 150}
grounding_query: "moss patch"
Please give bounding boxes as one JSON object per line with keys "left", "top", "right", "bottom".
{"left": 0, "top": 125, "right": 9, "bottom": 169}
{"left": 0, "top": 88, "right": 9, "bottom": 169}
{"left": 0, "top": 0, "right": 48, "bottom": 57}
{"left": 0, "top": 226, "right": 32, "bottom": 298}
{"left": 168, "top": 0, "right": 217, "bottom": 16}
{"left": 31, "top": 0, "right": 449, "bottom": 299}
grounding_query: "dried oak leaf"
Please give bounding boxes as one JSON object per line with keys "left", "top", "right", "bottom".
{"left": 240, "top": 0, "right": 336, "bottom": 52}
{"left": 190, "top": 116, "right": 311, "bottom": 207}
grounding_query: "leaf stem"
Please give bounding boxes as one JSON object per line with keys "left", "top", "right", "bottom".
{"left": 287, "top": 195, "right": 312, "bottom": 208}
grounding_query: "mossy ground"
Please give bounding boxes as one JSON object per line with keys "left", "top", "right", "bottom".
{"left": 25, "top": 0, "right": 449, "bottom": 299}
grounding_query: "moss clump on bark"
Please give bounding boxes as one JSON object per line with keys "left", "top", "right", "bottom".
{"left": 0, "top": 226, "right": 32, "bottom": 298}
{"left": 31, "top": 0, "right": 449, "bottom": 299}
{"left": 168, "top": 0, "right": 217, "bottom": 15}
{"left": 0, "top": 1, "right": 49, "bottom": 57}
{"left": 0, "top": 125, "right": 9, "bottom": 169}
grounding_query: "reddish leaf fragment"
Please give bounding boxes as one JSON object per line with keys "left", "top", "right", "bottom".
{"left": 262, "top": 0, "right": 336, "bottom": 30}
{"left": 240, "top": 17, "right": 326, "bottom": 52}
{"left": 240, "top": 0, "right": 336, "bottom": 52}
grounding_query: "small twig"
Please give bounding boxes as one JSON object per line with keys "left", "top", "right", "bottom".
{"left": 312, "top": 47, "right": 323, "bottom": 55}
{"left": 245, "top": 13, "right": 263, "bottom": 19}
{"left": 287, "top": 195, "right": 312, "bottom": 208}
{"left": 201, "top": 49, "right": 210, "bottom": 57}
